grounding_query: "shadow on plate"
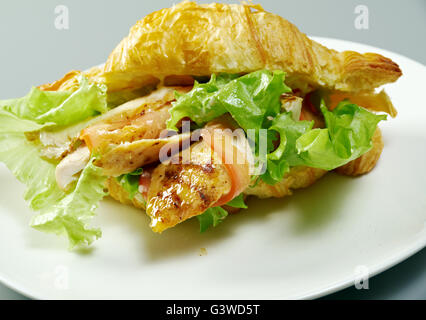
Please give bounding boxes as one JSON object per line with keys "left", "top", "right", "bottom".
{"left": 103, "top": 172, "right": 356, "bottom": 262}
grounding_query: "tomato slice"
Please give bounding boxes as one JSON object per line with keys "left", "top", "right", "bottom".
{"left": 201, "top": 123, "right": 251, "bottom": 207}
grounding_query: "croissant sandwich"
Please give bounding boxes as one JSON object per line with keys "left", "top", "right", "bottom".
{"left": 0, "top": 1, "right": 401, "bottom": 247}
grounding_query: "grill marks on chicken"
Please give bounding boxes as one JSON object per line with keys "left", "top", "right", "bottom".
{"left": 84, "top": 104, "right": 172, "bottom": 149}
{"left": 80, "top": 86, "right": 192, "bottom": 176}
{"left": 146, "top": 141, "right": 232, "bottom": 232}
{"left": 145, "top": 117, "right": 254, "bottom": 232}
{"left": 81, "top": 86, "right": 190, "bottom": 150}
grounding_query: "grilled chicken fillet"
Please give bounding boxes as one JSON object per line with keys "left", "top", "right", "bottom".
{"left": 80, "top": 86, "right": 191, "bottom": 176}
{"left": 147, "top": 141, "right": 232, "bottom": 232}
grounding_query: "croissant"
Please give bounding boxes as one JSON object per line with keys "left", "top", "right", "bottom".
{"left": 40, "top": 1, "right": 401, "bottom": 95}
{"left": 37, "top": 1, "right": 396, "bottom": 233}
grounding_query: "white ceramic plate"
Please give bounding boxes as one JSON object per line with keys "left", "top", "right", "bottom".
{"left": 0, "top": 37, "right": 425, "bottom": 300}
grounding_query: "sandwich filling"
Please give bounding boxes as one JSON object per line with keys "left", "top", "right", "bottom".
{"left": 0, "top": 70, "right": 391, "bottom": 246}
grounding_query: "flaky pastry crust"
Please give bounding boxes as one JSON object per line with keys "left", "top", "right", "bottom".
{"left": 41, "top": 1, "right": 401, "bottom": 94}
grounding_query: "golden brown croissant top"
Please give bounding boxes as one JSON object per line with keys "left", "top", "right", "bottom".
{"left": 41, "top": 1, "right": 401, "bottom": 93}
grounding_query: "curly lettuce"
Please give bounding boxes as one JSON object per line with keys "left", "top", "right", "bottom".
{"left": 196, "top": 194, "right": 247, "bottom": 232}
{"left": 197, "top": 206, "right": 228, "bottom": 233}
{"left": 0, "top": 77, "right": 107, "bottom": 128}
{"left": 296, "top": 100, "right": 387, "bottom": 170}
{"left": 168, "top": 70, "right": 387, "bottom": 186}
{"left": 167, "top": 70, "right": 291, "bottom": 131}
{"left": 31, "top": 158, "right": 107, "bottom": 248}
{"left": 0, "top": 77, "right": 109, "bottom": 247}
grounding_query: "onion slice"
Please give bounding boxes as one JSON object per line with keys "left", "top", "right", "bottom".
{"left": 138, "top": 168, "right": 154, "bottom": 200}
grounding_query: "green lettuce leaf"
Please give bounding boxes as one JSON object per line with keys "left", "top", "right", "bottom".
{"left": 167, "top": 70, "right": 291, "bottom": 131}
{"left": 261, "top": 101, "right": 386, "bottom": 183}
{"left": 261, "top": 112, "right": 314, "bottom": 184}
{"left": 0, "top": 76, "right": 107, "bottom": 130}
{"left": 197, "top": 194, "right": 247, "bottom": 232}
{"left": 0, "top": 133, "right": 64, "bottom": 210}
{"left": 0, "top": 109, "right": 45, "bottom": 133}
{"left": 0, "top": 133, "right": 107, "bottom": 248}
{"left": 31, "top": 158, "right": 107, "bottom": 248}
{"left": 116, "top": 168, "right": 143, "bottom": 200}
{"left": 225, "top": 193, "right": 248, "bottom": 209}
{"left": 166, "top": 74, "right": 229, "bottom": 131}
{"left": 0, "top": 77, "right": 110, "bottom": 247}
{"left": 296, "top": 101, "right": 387, "bottom": 170}
{"left": 197, "top": 207, "right": 228, "bottom": 233}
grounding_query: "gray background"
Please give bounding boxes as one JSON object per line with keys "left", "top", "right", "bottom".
{"left": 0, "top": 0, "right": 425, "bottom": 299}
